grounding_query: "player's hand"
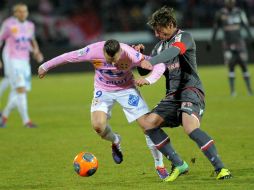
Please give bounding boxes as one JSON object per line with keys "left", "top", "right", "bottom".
{"left": 140, "top": 60, "right": 153, "bottom": 70}
{"left": 33, "top": 51, "right": 44, "bottom": 63}
{"left": 0, "top": 60, "right": 3, "bottom": 69}
{"left": 38, "top": 66, "right": 47, "bottom": 79}
{"left": 132, "top": 44, "right": 145, "bottom": 53}
{"left": 206, "top": 42, "right": 212, "bottom": 52}
{"left": 135, "top": 78, "right": 150, "bottom": 87}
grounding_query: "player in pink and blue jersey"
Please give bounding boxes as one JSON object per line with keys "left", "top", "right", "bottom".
{"left": 38, "top": 39, "right": 169, "bottom": 179}
{"left": 0, "top": 3, "right": 43, "bottom": 128}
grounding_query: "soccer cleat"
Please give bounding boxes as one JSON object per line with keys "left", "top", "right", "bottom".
{"left": 230, "top": 91, "right": 237, "bottom": 97}
{"left": 0, "top": 114, "right": 7, "bottom": 128}
{"left": 156, "top": 166, "right": 169, "bottom": 179}
{"left": 111, "top": 135, "right": 123, "bottom": 164}
{"left": 216, "top": 168, "right": 232, "bottom": 180}
{"left": 164, "top": 161, "right": 189, "bottom": 182}
{"left": 24, "top": 121, "right": 37, "bottom": 128}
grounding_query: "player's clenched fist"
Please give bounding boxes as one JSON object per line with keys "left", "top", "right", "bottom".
{"left": 135, "top": 78, "right": 150, "bottom": 87}
{"left": 38, "top": 66, "right": 47, "bottom": 79}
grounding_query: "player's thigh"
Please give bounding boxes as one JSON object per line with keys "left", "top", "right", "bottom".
{"left": 151, "top": 97, "right": 181, "bottom": 128}
{"left": 9, "top": 67, "right": 26, "bottom": 91}
{"left": 2, "top": 54, "right": 11, "bottom": 77}
{"left": 179, "top": 100, "right": 205, "bottom": 134}
{"left": 224, "top": 50, "right": 233, "bottom": 65}
{"left": 91, "top": 111, "right": 108, "bottom": 132}
{"left": 116, "top": 88, "right": 150, "bottom": 123}
{"left": 8, "top": 59, "right": 30, "bottom": 91}
{"left": 91, "top": 89, "right": 115, "bottom": 120}
{"left": 238, "top": 51, "right": 249, "bottom": 72}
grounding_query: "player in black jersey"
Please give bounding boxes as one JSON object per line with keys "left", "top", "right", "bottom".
{"left": 208, "top": 0, "right": 253, "bottom": 96}
{"left": 135, "top": 6, "right": 232, "bottom": 181}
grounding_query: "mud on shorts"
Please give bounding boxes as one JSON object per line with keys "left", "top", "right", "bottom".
{"left": 151, "top": 88, "right": 205, "bottom": 128}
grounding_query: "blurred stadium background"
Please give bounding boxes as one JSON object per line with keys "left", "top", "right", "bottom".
{"left": 1, "top": 0, "right": 254, "bottom": 72}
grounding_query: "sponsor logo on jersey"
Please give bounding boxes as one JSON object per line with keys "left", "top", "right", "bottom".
{"left": 98, "top": 77, "right": 128, "bottom": 85}
{"left": 92, "top": 60, "right": 103, "bottom": 68}
{"left": 77, "top": 47, "right": 90, "bottom": 57}
{"left": 11, "top": 26, "right": 19, "bottom": 34}
{"left": 167, "top": 62, "right": 180, "bottom": 70}
{"left": 136, "top": 52, "right": 140, "bottom": 59}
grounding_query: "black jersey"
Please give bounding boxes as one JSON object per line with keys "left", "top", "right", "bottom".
{"left": 150, "top": 29, "right": 205, "bottom": 96}
{"left": 214, "top": 7, "right": 251, "bottom": 44}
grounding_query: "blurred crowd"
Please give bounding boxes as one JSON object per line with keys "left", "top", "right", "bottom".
{"left": 1, "top": 0, "right": 254, "bottom": 47}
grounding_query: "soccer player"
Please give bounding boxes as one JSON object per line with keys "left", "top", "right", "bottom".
{"left": 38, "top": 39, "right": 169, "bottom": 179}
{"left": 0, "top": 3, "right": 43, "bottom": 128}
{"left": 207, "top": 0, "right": 253, "bottom": 96}
{"left": 133, "top": 6, "right": 232, "bottom": 181}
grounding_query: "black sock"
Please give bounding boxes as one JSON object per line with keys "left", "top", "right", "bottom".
{"left": 189, "top": 128, "right": 224, "bottom": 170}
{"left": 243, "top": 74, "right": 252, "bottom": 94}
{"left": 146, "top": 128, "right": 183, "bottom": 166}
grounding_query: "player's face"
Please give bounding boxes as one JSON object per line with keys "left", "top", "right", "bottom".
{"left": 104, "top": 49, "right": 121, "bottom": 65}
{"left": 225, "top": 0, "right": 235, "bottom": 9}
{"left": 154, "top": 24, "right": 176, "bottom": 40}
{"left": 14, "top": 5, "right": 29, "bottom": 22}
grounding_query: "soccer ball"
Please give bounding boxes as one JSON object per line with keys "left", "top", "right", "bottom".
{"left": 73, "top": 152, "right": 98, "bottom": 177}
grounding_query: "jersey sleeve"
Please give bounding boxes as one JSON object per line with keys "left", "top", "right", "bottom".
{"left": 149, "top": 32, "right": 194, "bottom": 65}
{"left": 0, "top": 20, "right": 10, "bottom": 46}
{"left": 121, "top": 44, "right": 145, "bottom": 66}
{"left": 145, "top": 63, "right": 166, "bottom": 84}
{"left": 41, "top": 45, "right": 93, "bottom": 71}
{"left": 240, "top": 10, "right": 253, "bottom": 39}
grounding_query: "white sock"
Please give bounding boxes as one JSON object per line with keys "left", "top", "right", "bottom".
{"left": 2, "top": 90, "right": 17, "bottom": 118}
{"left": 16, "top": 92, "right": 30, "bottom": 124}
{"left": 0, "top": 77, "right": 9, "bottom": 98}
{"left": 98, "top": 125, "right": 118, "bottom": 143}
{"left": 145, "top": 135, "right": 164, "bottom": 168}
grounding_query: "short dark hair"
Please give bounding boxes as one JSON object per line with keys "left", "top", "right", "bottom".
{"left": 12, "top": 3, "right": 27, "bottom": 13}
{"left": 147, "top": 6, "right": 177, "bottom": 29}
{"left": 103, "top": 39, "right": 120, "bottom": 57}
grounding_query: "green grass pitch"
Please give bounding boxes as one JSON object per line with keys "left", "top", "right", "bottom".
{"left": 0, "top": 65, "right": 253, "bottom": 190}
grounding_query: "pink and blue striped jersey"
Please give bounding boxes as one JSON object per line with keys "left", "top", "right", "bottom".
{"left": 0, "top": 16, "right": 35, "bottom": 61}
{"left": 41, "top": 41, "right": 165, "bottom": 91}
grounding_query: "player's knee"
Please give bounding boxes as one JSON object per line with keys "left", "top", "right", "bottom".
{"left": 182, "top": 113, "right": 200, "bottom": 135}
{"left": 142, "top": 114, "right": 163, "bottom": 130}
{"left": 16, "top": 87, "right": 26, "bottom": 93}
{"left": 92, "top": 120, "right": 106, "bottom": 133}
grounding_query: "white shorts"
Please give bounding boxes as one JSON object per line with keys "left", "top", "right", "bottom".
{"left": 8, "top": 59, "right": 31, "bottom": 91}
{"left": 91, "top": 88, "right": 150, "bottom": 123}
{"left": 2, "top": 53, "right": 11, "bottom": 77}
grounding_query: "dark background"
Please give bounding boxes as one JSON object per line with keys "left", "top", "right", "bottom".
{"left": 0, "top": 0, "right": 254, "bottom": 73}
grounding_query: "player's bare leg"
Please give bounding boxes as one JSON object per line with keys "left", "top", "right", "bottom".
{"left": 91, "top": 111, "right": 122, "bottom": 164}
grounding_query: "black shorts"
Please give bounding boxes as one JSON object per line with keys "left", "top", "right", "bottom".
{"left": 151, "top": 88, "right": 205, "bottom": 128}
{"left": 223, "top": 41, "right": 248, "bottom": 72}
